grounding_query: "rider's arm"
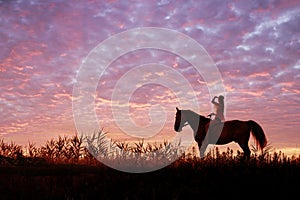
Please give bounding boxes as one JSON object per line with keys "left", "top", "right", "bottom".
{"left": 211, "top": 96, "right": 219, "bottom": 105}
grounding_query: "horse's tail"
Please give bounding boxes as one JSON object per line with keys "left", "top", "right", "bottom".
{"left": 246, "top": 120, "right": 267, "bottom": 150}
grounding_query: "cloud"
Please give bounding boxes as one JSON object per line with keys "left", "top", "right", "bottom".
{"left": 0, "top": 0, "right": 299, "bottom": 148}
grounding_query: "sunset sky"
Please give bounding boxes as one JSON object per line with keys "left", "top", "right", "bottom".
{"left": 0, "top": 0, "right": 299, "bottom": 155}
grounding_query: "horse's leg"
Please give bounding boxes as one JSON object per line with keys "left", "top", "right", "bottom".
{"left": 199, "top": 137, "right": 209, "bottom": 158}
{"left": 197, "top": 142, "right": 203, "bottom": 157}
{"left": 238, "top": 142, "right": 251, "bottom": 159}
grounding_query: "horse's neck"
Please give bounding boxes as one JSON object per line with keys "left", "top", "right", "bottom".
{"left": 186, "top": 111, "right": 209, "bottom": 135}
{"left": 187, "top": 118, "right": 198, "bottom": 134}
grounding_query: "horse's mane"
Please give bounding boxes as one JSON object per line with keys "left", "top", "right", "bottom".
{"left": 183, "top": 109, "right": 210, "bottom": 122}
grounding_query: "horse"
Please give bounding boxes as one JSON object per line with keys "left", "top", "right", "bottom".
{"left": 174, "top": 107, "right": 267, "bottom": 158}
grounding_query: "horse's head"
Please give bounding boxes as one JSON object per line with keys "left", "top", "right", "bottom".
{"left": 174, "top": 107, "right": 188, "bottom": 132}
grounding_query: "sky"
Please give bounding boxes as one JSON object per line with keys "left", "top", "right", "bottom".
{"left": 0, "top": 0, "right": 299, "bottom": 156}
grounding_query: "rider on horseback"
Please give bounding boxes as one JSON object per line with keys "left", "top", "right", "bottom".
{"left": 208, "top": 95, "right": 225, "bottom": 125}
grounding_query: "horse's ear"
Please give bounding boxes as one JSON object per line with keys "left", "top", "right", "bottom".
{"left": 176, "top": 107, "right": 179, "bottom": 111}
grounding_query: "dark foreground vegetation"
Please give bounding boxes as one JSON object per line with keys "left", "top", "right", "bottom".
{"left": 0, "top": 132, "right": 299, "bottom": 200}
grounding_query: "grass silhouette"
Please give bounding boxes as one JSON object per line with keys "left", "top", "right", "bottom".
{"left": 0, "top": 130, "right": 299, "bottom": 199}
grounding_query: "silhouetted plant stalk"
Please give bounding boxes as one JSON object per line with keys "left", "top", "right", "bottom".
{"left": 84, "top": 129, "right": 110, "bottom": 159}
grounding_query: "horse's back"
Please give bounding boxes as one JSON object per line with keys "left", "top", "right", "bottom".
{"left": 224, "top": 119, "right": 251, "bottom": 139}
{"left": 213, "top": 120, "right": 250, "bottom": 144}
{"left": 224, "top": 120, "right": 249, "bottom": 127}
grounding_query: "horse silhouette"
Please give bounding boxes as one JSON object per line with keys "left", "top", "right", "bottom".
{"left": 174, "top": 107, "right": 267, "bottom": 158}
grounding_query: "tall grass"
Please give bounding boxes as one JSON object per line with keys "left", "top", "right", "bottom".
{"left": 0, "top": 129, "right": 299, "bottom": 168}
{"left": 1, "top": 131, "right": 299, "bottom": 199}
{"left": 85, "top": 130, "right": 184, "bottom": 171}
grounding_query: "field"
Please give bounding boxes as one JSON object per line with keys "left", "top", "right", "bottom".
{"left": 0, "top": 132, "right": 299, "bottom": 200}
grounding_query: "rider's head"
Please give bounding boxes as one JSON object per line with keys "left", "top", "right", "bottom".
{"left": 218, "top": 95, "right": 224, "bottom": 102}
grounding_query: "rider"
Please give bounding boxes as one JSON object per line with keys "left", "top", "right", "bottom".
{"left": 208, "top": 95, "right": 225, "bottom": 125}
